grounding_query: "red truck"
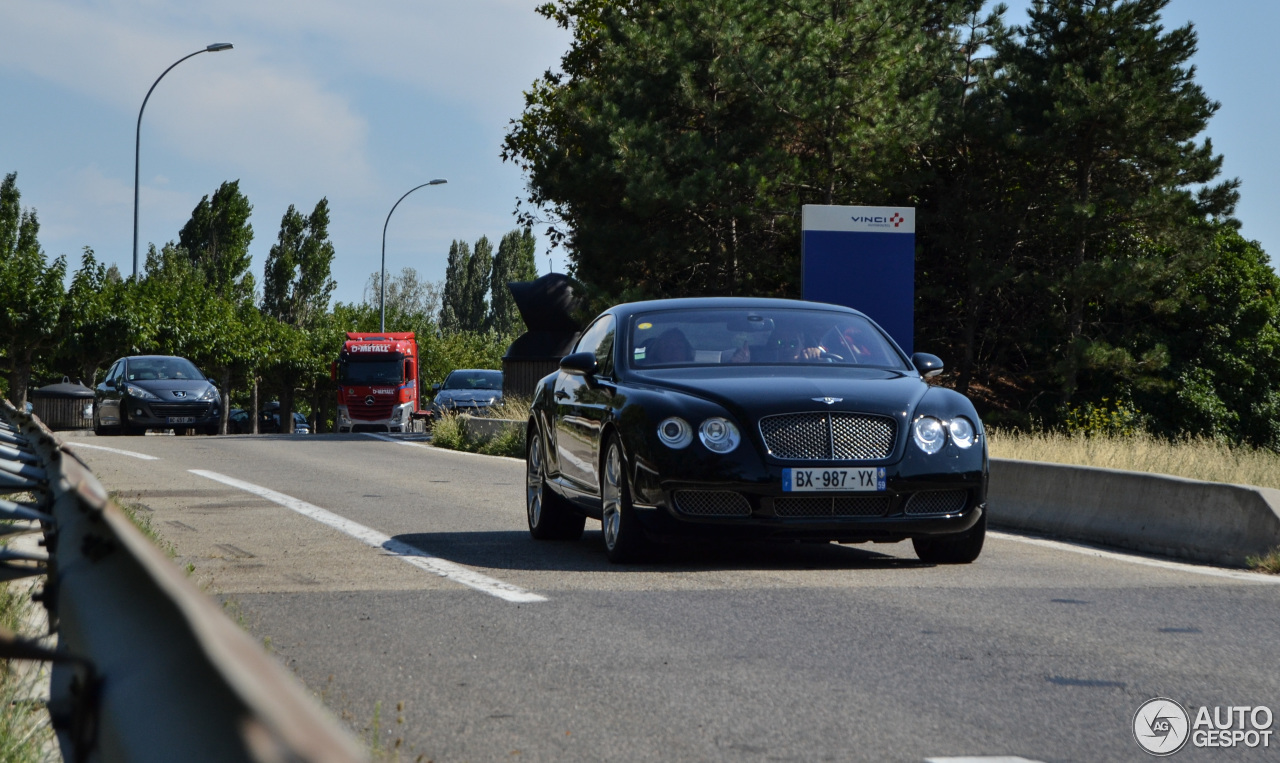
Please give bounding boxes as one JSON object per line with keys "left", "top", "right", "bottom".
{"left": 333, "top": 332, "right": 422, "bottom": 433}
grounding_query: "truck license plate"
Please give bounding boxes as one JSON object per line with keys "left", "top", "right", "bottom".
{"left": 783, "top": 467, "right": 886, "bottom": 492}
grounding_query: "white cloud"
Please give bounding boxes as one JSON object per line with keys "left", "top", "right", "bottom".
{"left": 0, "top": 0, "right": 376, "bottom": 195}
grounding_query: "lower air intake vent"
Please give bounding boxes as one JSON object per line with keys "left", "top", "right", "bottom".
{"left": 904, "top": 490, "right": 968, "bottom": 516}
{"left": 673, "top": 490, "right": 752, "bottom": 517}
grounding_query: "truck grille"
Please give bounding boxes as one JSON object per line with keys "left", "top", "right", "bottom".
{"left": 904, "top": 490, "right": 968, "bottom": 516}
{"left": 673, "top": 490, "right": 752, "bottom": 517}
{"left": 775, "top": 496, "right": 890, "bottom": 517}
{"left": 759, "top": 413, "right": 895, "bottom": 460}
{"left": 350, "top": 401, "right": 395, "bottom": 421}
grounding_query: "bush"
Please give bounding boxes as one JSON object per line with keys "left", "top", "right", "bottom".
{"left": 430, "top": 412, "right": 525, "bottom": 458}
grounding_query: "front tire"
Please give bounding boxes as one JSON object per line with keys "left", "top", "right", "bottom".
{"left": 600, "top": 435, "right": 653, "bottom": 563}
{"left": 526, "top": 428, "right": 585, "bottom": 540}
{"left": 92, "top": 405, "right": 119, "bottom": 437}
{"left": 120, "top": 408, "right": 144, "bottom": 436}
{"left": 912, "top": 511, "right": 986, "bottom": 564}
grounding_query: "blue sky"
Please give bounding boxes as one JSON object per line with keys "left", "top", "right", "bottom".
{"left": 0, "top": 1, "right": 1274, "bottom": 308}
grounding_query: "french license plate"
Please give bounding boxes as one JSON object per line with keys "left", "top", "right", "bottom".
{"left": 167, "top": 416, "right": 195, "bottom": 424}
{"left": 783, "top": 467, "right": 886, "bottom": 492}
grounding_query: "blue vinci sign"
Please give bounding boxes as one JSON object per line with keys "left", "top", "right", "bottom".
{"left": 801, "top": 205, "right": 915, "bottom": 355}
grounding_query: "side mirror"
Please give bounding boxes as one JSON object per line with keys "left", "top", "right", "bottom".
{"left": 431, "top": 383, "right": 442, "bottom": 393}
{"left": 559, "top": 351, "right": 599, "bottom": 376}
{"left": 105, "top": 379, "right": 116, "bottom": 388}
{"left": 912, "top": 353, "right": 944, "bottom": 379}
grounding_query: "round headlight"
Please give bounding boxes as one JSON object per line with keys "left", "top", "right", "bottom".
{"left": 657, "top": 417, "right": 693, "bottom": 448}
{"left": 912, "top": 416, "right": 946, "bottom": 454}
{"left": 698, "top": 417, "right": 741, "bottom": 453}
{"left": 948, "top": 417, "right": 976, "bottom": 448}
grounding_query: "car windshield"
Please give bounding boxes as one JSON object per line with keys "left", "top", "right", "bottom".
{"left": 628, "top": 308, "right": 909, "bottom": 370}
{"left": 442, "top": 371, "right": 503, "bottom": 390}
{"left": 339, "top": 359, "right": 404, "bottom": 385}
{"left": 126, "top": 357, "right": 205, "bottom": 381}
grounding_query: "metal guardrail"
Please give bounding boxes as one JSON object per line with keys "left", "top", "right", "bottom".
{"left": 0, "top": 399, "right": 367, "bottom": 762}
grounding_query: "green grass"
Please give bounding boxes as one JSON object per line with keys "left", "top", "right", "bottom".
{"left": 114, "top": 496, "right": 178, "bottom": 559}
{"left": 430, "top": 399, "right": 528, "bottom": 459}
{"left": 988, "top": 429, "right": 1280, "bottom": 491}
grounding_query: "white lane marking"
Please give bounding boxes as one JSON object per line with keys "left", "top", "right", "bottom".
{"left": 64, "top": 442, "right": 160, "bottom": 460}
{"left": 190, "top": 469, "right": 546, "bottom": 603}
{"left": 361, "top": 432, "right": 430, "bottom": 449}
{"left": 926, "top": 758, "right": 1045, "bottom": 763}
{"left": 361, "top": 432, "right": 524, "bottom": 463}
{"left": 990, "top": 531, "right": 1280, "bottom": 584}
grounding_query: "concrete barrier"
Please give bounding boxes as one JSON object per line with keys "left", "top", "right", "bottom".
{"left": 988, "top": 458, "right": 1280, "bottom": 568}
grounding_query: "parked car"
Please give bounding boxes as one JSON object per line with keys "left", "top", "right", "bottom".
{"left": 430, "top": 369, "right": 504, "bottom": 417}
{"left": 93, "top": 355, "right": 220, "bottom": 436}
{"left": 525, "top": 297, "right": 988, "bottom": 564}
{"left": 228, "top": 404, "right": 311, "bottom": 434}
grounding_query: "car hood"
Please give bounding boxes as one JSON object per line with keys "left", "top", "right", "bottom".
{"left": 628, "top": 367, "right": 927, "bottom": 420}
{"left": 128, "top": 379, "right": 215, "bottom": 397}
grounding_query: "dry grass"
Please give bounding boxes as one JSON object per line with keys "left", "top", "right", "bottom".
{"left": 988, "top": 429, "right": 1280, "bottom": 492}
{"left": 0, "top": 535, "right": 57, "bottom": 762}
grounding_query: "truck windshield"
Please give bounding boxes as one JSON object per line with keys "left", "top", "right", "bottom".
{"left": 339, "top": 359, "right": 404, "bottom": 385}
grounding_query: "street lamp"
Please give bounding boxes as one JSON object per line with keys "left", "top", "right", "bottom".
{"left": 381, "top": 179, "right": 448, "bottom": 331}
{"left": 132, "top": 43, "right": 234, "bottom": 279}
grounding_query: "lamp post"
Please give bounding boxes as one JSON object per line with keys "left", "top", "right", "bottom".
{"left": 381, "top": 180, "right": 448, "bottom": 331}
{"left": 132, "top": 43, "right": 234, "bottom": 279}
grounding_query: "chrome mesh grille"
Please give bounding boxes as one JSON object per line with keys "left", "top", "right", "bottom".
{"left": 904, "top": 490, "right": 968, "bottom": 516}
{"left": 759, "top": 412, "right": 895, "bottom": 460}
{"left": 776, "top": 496, "right": 890, "bottom": 517}
{"left": 674, "top": 490, "right": 752, "bottom": 517}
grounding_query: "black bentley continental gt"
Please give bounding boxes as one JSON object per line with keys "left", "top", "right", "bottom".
{"left": 525, "top": 298, "right": 988, "bottom": 564}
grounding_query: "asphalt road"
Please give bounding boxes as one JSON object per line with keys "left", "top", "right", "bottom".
{"left": 62, "top": 430, "right": 1280, "bottom": 762}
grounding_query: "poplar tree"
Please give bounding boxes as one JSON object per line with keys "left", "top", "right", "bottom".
{"left": 462, "top": 236, "right": 493, "bottom": 331}
{"left": 262, "top": 198, "right": 337, "bottom": 329}
{"left": 0, "top": 172, "right": 67, "bottom": 405}
{"left": 439, "top": 239, "right": 472, "bottom": 333}
{"left": 179, "top": 179, "right": 255, "bottom": 303}
{"left": 488, "top": 228, "right": 539, "bottom": 335}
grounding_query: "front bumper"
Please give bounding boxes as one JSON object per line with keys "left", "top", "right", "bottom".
{"left": 125, "top": 399, "right": 219, "bottom": 428}
{"left": 337, "top": 402, "right": 415, "bottom": 433}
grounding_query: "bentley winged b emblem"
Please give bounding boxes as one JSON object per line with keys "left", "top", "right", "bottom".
{"left": 812, "top": 397, "right": 842, "bottom": 405}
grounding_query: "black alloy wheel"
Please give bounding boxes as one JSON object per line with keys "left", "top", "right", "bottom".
{"left": 600, "top": 435, "right": 653, "bottom": 563}
{"left": 525, "top": 428, "right": 585, "bottom": 540}
{"left": 912, "top": 511, "right": 986, "bottom": 564}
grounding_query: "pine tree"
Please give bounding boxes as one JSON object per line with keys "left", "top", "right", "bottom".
{"left": 996, "top": 0, "right": 1238, "bottom": 404}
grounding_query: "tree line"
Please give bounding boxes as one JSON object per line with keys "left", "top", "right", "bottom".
{"left": 503, "top": 0, "right": 1280, "bottom": 449}
{"left": 0, "top": 172, "right": 536, "bottom": 432}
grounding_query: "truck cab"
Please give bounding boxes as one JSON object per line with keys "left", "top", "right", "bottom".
{"left": 334, "top": 332, "right": 420, "bottom": 433}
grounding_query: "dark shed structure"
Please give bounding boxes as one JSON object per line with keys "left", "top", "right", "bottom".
{"left": 30, "top": 377, "right": 95, "bottom": 430}
{"left": 503, "top": 274, "right": 585, "bottom": 399}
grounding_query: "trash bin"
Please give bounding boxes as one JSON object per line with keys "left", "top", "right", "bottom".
{"left": 30, "top": 377, "right": 95, "bottom": 430}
